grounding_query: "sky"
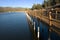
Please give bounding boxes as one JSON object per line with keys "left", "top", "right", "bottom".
{"left": 0, "top": 0, "right": 44, "bottom": 8}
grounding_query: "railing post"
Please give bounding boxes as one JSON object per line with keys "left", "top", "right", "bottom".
{"left": 56, "top": 11, "right": 57, "bottom": 20}
{"left": 48, "top": 11, "right": 52, "bottom": 40}
{"left": 49, "top": 12, "right": 52, "bottom": 26}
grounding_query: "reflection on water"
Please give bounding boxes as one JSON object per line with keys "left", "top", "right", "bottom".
{"left": 0, "top": 12, "right": 33, "bottom": 40}
{"left": 30, "top": 15, "right": 60, "bottom": 40}
{"left": 0, "top": 12, "right": 60, "bottom": 40}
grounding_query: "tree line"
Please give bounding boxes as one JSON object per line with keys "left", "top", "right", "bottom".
{"left": 0, "top": 7, "right": 29, "bottom": 12}
{"left": 31, "top": 0, "right": 60, "bottom": 10}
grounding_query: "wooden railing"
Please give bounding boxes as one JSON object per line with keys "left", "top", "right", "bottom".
{"left": 26, "top": 9, "right": 60, "bottom": 28}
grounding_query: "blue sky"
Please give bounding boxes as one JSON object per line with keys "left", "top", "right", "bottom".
{"left": 0, "top": 0, "right": 44, "bottom": 8}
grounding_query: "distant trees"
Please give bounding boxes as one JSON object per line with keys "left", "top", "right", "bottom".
{"left": 0, "top": 7, "right": 27, "bottom": 12}
{"left": 42, "top": 0, "right": 48, "bottom": 8}
{"left": 42, "top": 0, "right": 60, "bottom": 8}
{"left": 31, "top": 4, "right": 42, "bottom": 10}
{"left": 0, "top": 7, "right": 5, "bottom": 12}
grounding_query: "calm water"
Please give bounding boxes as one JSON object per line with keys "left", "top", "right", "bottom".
{"left": 30, "top": 15, "right": 60, "bottom": 40}
{"left": 0, "top": 12, "right": 33, "bottom": 40}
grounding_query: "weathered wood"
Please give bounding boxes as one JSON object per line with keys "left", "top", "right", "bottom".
{"left": 26, "top": 10, "right": 60, "bottom": 29}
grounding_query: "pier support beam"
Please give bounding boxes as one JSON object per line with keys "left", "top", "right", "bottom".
{"left": 37, "top": 27, "right": 40, "bottom": 40}
{"left": 33, "top": 22, "right": 35, "bottom": 31}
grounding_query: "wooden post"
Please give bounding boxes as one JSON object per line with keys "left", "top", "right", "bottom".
{"left": 48, "top": 11, "right": 52, "bottom": 40}
{"left": 56, "top": 11, "right": 57, "bottom": 20}
{"left": 40, "top": 9, "right": 42, "bottom": 20}
{"left": 49, "top": 12, "right": 52, "bottom": 26}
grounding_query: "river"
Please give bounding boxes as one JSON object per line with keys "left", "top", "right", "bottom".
{"left": 0, "top": 12, "right": 33, "bottom": 40}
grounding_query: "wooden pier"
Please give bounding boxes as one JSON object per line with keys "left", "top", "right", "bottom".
{"left": 27, "top": 10, "right": 60, "bottom": 28}
{"left": 26, "top": 9, "right": 60, "bottom": 34}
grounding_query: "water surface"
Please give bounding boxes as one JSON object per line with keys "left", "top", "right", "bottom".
{"left": 0, "top": 12, "right": 33, "bottom": 40}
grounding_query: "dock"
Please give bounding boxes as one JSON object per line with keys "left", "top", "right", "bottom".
{"left": 27, "top": 10, "right": 60, "bottom": 28}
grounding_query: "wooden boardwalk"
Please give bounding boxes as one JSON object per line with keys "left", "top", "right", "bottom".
{"left": 26, "top": 10, "right": 60, "bottom": 28}
{"left": 26, "top": 10, "right": 60, "bottom": 34}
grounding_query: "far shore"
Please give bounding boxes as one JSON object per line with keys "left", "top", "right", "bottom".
{"left": 0, "top": 11, "right": 26, "bottom": 13}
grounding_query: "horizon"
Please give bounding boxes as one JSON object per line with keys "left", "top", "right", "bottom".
{"left": 0, "top": 0, "right": 44, "bottom": 8}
